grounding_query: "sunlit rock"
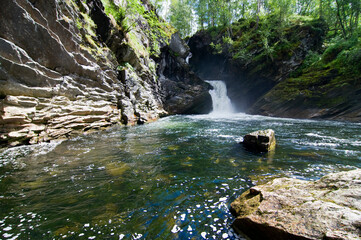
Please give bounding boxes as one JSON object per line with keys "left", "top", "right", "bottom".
{"left": 0, "top": 0, "right": 203, "bottom": 146}
{"left": 242, "top": 129, "right": 276, "bottom": 152}
{"left": 230, "top": 169, "right": 361, "bottom": 240}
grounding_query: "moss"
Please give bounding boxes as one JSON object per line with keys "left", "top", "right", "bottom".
{"left": 71, "top": 2, "right": 110, "bottom": 61}
{"left": 231, "top": 189, "right": 262, "bottom": 217}
{"left": 127, "top": 31, "right": 148, "bottom": 58}
{"left": 101, "top": 0, "right": 126, "bottom": 26}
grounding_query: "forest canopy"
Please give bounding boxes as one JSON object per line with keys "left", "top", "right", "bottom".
{"left": 151, "top": 0, "right": 360, "bottom": 39}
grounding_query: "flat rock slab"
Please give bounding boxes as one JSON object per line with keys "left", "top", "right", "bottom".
{"left": 242, "top": 129, "right": 276, "bottom": 152}
{"left": 230, "top": 169, "right": 361, "bottom": 240}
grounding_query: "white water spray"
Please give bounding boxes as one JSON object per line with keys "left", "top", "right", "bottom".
{"left": 186, "top": 52, "right": 192, "bottom": 64}
{"left": 206, "top": 80, "right": 234, "bottom": 115}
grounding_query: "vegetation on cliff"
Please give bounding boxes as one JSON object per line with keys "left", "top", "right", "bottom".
{"left": 0, "top": 0, "right": 210, "bottom": 147}
{"left": 158, "top": 0, "right": 360, "bottom": 120}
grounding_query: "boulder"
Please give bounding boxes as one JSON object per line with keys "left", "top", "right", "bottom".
{"left": 242, "top": 129, "right": 276, "bottom": 152}
{"left": 169, "top": 32, "right": 190, "bottom": 58}
{"left": 230, "top": 169, "right": 361, "bottom": 240}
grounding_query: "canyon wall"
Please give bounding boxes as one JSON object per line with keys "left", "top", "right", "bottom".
{"left": 189, "top": 17, "right": 361, "bottom": 121}
{"left": 0, "top": 0, "right": 211, "bottom": 146}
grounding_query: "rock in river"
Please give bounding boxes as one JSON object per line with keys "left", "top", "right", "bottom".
{"left": 242, "top": 129, "right": 276, "bottom": 152}
{"left": 230, "top": 169, "right": 361, "bottom": 240}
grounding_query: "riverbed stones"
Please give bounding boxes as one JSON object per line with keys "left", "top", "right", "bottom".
{"left": 230, "top": 169, "right": 361, "bottom": 240}
{"left": 242, "top": 129, "right": 276, "bottom": 152}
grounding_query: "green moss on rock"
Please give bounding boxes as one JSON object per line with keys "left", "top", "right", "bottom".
{"left": 230, "top": 189, "right": 262, "bottom": 218}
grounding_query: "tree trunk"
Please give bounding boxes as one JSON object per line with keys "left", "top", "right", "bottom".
{"left": 255, "top": 0, "right": 260, "bottom": 29}
{"left": 319, "top": 0, "right": 323, "bottom": 18}
{"left": 335, "top": 0, "right": 347, "bottom": 38}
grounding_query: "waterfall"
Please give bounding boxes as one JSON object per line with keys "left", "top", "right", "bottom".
{"left": 206, "top": 80, "right": 234, "bottom": 115}
{"left": 186, "top": 52, "right": 192, "bottom": 64}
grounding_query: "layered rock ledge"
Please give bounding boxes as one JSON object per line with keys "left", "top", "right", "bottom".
{"left": 230, "top": 169, "right": 361, "bottom": 240}
{"left": 0, "top": 0, "right": 211, "bottom": 147}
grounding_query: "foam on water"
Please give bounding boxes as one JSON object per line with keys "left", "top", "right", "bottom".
{"left": 205, "top": 80, "right": 235, "bottom": 116}
{"left": 0, "top": 114, "right": 360, "bottom": 239}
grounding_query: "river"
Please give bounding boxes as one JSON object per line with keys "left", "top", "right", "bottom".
{"left": 0, "top": 82, "right": 360, "bottom": 240}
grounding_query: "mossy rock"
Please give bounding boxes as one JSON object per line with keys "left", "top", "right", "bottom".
{"left": 230, "top": 189, "right": 262, "bottom": 217}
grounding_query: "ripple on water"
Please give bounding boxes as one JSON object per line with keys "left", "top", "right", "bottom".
{"left": 1, "top": 114, "right": 361, "bottom": 239}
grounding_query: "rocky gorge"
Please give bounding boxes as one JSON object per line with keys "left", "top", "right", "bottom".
{"left": 0, "top": 1, "right": 360, "bottom": 240}
{"left": 0, "top": 0, "right": 211, "bottom": 147}
{"left": 188, "top": 17, "right": 361, "bottom": 121}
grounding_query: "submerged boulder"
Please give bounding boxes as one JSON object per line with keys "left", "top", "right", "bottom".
{"left": 230, "top": 169, "right": 361, "bottom": 240}
{"left": 242, "top": 129, "right": 276, "bottom": 152}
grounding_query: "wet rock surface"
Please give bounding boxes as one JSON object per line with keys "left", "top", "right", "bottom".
{"left": 242, "top": 129, "right": 276, "bottom": 152}
{"left": 156, "top": 33, "right": 212, "bottom": 114}
{"left": 230, "top": 169, "right": 361, "bottom": 240}
{"left": 0, "top": 0, "right": 210, "bottom": 146}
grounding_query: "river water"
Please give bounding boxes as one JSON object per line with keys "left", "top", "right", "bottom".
{"left": 1, "top": 83, "right": 361, "bottom": 240}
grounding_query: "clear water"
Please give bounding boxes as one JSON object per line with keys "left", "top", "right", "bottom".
{"left": 0, "top": 113, "right": 361, "bottom": 240}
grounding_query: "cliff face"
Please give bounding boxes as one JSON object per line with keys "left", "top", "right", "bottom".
{"left": 189, "top": 17, "right": 361, "bottom": 121}
{"left": 0, "top": 0, "right": 211, "bottom": 146}
{"left": 189, "top": 17, "right": 327, "bottom": 113}
{"left": 157, "top": 33, "right": 212, "bottom": 114}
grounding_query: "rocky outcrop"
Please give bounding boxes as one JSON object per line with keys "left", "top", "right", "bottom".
{"left": 247, "top": 66, "right": 361, "bottom": 121}
{"left": 189, "top": 17, "right": 361, "bottom": 121}
{"left": 189, "top": 18, "right": 331, "bottom": 113}
{"left": 156, "top": 33, "right": 212, "bottom": 114}
{"left": 230, "top": 169, "right": 361, "bottom": 240}
{"left": 242, "top": 129, "right": 276, "bottom": 152}
{"left": 0, "top": 0, "right": 211, "bottom": 146}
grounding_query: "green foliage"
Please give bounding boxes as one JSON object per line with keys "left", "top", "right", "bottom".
{"left": 101, "top": 0, "right": 132, "bottom": 33}
{"left": 331, "top": 36, "right": 361, "bottom": 74}
{"left": 229, "top": 15, "right": 314, "bottom": 63}
{"left": 169, "top": 1, "right": 193, "bottom": 38}
{"left": 117, "top": 62, "right": 134, "bottom": 71}
{"left": 154, "top": 0, "right": 360, "bottom": 44}
{"left": 102, "top": 0, "right": 174, "bottom": 57}
{"left": 222, "top": 36, "right": 233, "bottom": 45}
{"left": 101, "top": 0, "right": 125, "bottom": 24}
{"left": 273, "top": 31, "right": 361, "bottom": 105}
{"left": 290, "top": 51, "right": 321, "bottom": 77}
{"left": 322, "top": 36, "right": 359, "bottom": 63}
{"left": 210, "top": 42, "right": 222, "bottom": 54}
{"left": 72, "top": 2, "right": 106, "bottom": 59}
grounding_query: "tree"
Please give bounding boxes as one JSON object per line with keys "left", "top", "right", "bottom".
{"left": 154, "top": 0, "right": 360, "bottom": 40}
{"left": 169, "top": 0, "right": 194, "bottom": 37}
{"left": 335, "top": 0, "right": 360, "bottom": 37}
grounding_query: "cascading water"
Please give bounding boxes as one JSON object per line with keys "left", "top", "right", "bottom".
{"left": 206, "top": 80, "right": 234, "bottom": 115}
{"left": 186, "top": 52, "right": 192, "bottom": 64}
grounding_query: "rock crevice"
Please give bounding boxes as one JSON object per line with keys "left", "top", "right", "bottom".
{"left": 0, "top": 0, "right": 211, "bottom": 146}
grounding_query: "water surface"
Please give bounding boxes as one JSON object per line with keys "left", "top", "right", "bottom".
{"left": 0, "top": 113, "right": 360, "bottom": 239}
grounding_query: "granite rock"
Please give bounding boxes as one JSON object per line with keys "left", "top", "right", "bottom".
{"left": 230, "top": 169, "right": 361, "bottom": 240}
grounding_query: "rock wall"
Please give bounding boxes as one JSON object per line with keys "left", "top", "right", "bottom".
{"left": 189, "top": 18, "right": 361, "bottom": 121}
{"left": 0, "top": 0, "right": 211, "bottom": 146}
{"left": 157, "top": 33, "right": 212, "bottom": 114}
{"left": 189, "top": 18, "right": 327, "bottom": 113}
